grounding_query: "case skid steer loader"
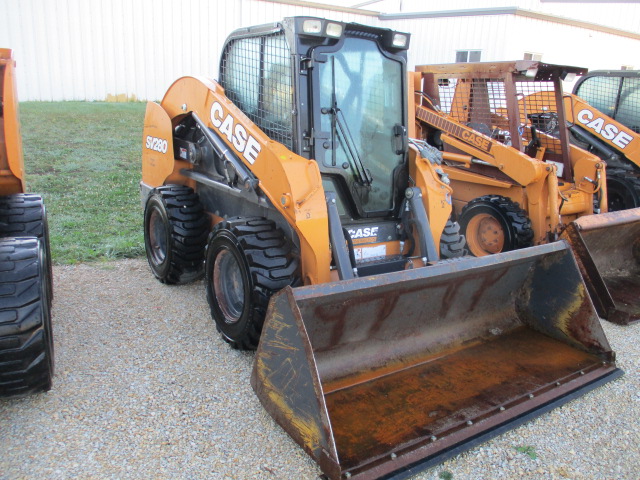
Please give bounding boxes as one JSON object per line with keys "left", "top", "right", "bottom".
{"left": 0, "top": 49, "right": 54, "bottom": 397}
{"left": 571, "top": 69, "right": 640, "bottom": 211}
{"left": 412, "top": 61, "right": 640, "bottom": 325}
{"left": 141, "top": 20, "right": 621, "bottom": 479}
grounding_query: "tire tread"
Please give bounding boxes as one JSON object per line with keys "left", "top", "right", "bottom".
{"left": 460, "top": 195, "right": 534, "bottom": 254}
{"left": 0, "top": 237, "right": 53, "bottom": 397}
{"left": 206, "top": 217, "right": 299, "bottom": 350}
{"left": 145, "top": 185, "right": 209, "bottom": 284}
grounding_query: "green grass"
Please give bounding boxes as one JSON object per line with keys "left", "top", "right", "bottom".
{"left": 514, "top": 445, "right": 538, "bottom": 460}
{"left": 20, "top": 101, "right": 147, "bottom": 264}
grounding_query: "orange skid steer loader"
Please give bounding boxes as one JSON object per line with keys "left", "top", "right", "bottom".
{"left": 0, "top": 49, "right": 54, "bottom": 397}
{"left": 412, "top": 61, "right": 640, "bottom": 325}
{"left": 140, "top": 19, "right": 621, "bottom": 479}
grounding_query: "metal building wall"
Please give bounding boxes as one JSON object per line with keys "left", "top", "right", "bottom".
{"left": 1, "top": 0, "right": 639, "bottom": 101}
{"left": 0, "top": 0, "right": 377, "bottom": 101}
{"left": 392, "top": 12, "right": 640, "bottom": 72}
{"left": 374, "top": 0, "right": 640, "bottom": 35}
{"left": 501, "top": 15, "right": 640, "bottom": 71}
{"left": 385, "top": 14, "right": 516, "bottom": 68}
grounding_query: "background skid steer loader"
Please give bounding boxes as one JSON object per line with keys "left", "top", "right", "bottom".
{"left": 572, "top": 69, "right": 640, "bottom": 210}
{"left": 516, "top": 87, "right": 640, "bottom": 212}
{"left": 412, "top": 61, "right": 640, "bottom": 325}
{"left": 510, "top": 79, "right": 640, "bottom": 325}
{"left": 0, "top": 49, "right": 54, "bottom": 397}
{"left": 412, "top": 61, "right": 605, "bottom": 254}
{"left": 140, "top": 20, "right": 621, "bottom": 479}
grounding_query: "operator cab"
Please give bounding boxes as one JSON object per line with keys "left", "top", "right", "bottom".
{"left": 218, "top": 17, "right": 411, "bottom": 222}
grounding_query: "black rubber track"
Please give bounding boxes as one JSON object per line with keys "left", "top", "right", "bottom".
{"left": 459, "top": 195, "right": 534, "bottom": 255}
{"left": 0, "top": 194, "right": 53, "bottom": 304}
{"left": 144, "top": 185, "right": 209, "bottom": 285}
{"left": 0, "top": 237, "right": 54, "bottom": 397}
{"left": 439, "top": 218, "right": 466, "bottom": 258}
{"left": 0, "top": 194, "right": 48, "bottom": 237}
{"left": 205, "top": 217, "right": 300, "bottom": 350}
{"left": 606, "top": 168, "right": 640, "bottom": 211}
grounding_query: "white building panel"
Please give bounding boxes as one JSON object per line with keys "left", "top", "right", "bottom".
{"left": 387, "top": 14, "right": 516, "bottom": 67}
{"left": 372, "top": 0, "right": 640, "bottom": 35}
{"left": 0, "top": 0, "right": 639, "bottom": 101}
{"left": 503, "top": 15, "right": 640, "bottom": 71}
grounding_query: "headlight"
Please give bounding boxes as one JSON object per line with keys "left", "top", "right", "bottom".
{"left": 302, "top": 19, "right": 322, "bottom": 35}
{"left": 325, "top": 22, "right": 343, "bottom": 38}
{"left": 392, "top": 33, "right": 408, "bottom": 48}
{"left": 383, "top": 30, "right": 410, "bottom": 50}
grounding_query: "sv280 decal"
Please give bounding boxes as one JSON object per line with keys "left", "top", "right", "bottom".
{"left": 145, "top": 135, "right": 169, "bottom": 154}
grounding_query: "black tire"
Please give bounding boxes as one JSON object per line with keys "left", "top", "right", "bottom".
{"left": 0, "top": 194, "right": 53, "bottom": 305}
{"left": 440, "top": 218, "right": 466, "bottom": 258}
{"left": 459, "top": 195, "right": 533, "bottom": 257}
{"left": 606, "top": 169, "right": 640, "bottom": 211}
{"left": 143, "top": 185, "right": 209, "bottom": 284}
{"left": 205, "top": 217, "right": 300, "bottom": 350}
{"left": 0, "top": 237, "right": 54, "bottom": 397}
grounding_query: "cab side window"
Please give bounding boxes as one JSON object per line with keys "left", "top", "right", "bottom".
{"left": 220, "top": 33, "right": 294, "bottom": 149}
{"left": 617, "top": 77, "right": 640, "bottom": 133}
{"left": 575, "top": 76, "right": 621, "bottom": 119}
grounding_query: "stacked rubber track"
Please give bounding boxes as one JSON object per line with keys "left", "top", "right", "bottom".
{"left": 0, "top": 194, "right": 54, "bottom": 397}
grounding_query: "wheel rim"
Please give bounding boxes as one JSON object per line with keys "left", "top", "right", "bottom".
{"left": 465, "top": 213, "right": 505, "bottom": 256}
{"left": 213, "top": 248, "right": 245, "bottom": 324}
{"left": 148, "top": 207, "right": 168, "bottom": 266}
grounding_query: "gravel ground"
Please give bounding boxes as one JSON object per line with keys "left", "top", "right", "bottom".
{"left": 1, "top": 258, "right": 638, "bottom": 480}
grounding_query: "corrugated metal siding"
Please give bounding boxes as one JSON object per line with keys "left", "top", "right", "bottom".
{"left": 374, "top": 0, "right": 640, "bottom": 35}
{"left": 503, "top": 15, "right": 640, "bottom": 71}
{"left": 390, "top": 14, "right": 515, "bottom": 67}
{"left": 0, "top": 0, "right": 638, "bottom": 101}
{"left": 0, "top": 0, "right": 378, "bottom": 101}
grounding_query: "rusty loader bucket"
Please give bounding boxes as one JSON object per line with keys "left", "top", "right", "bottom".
{"left": 251, "top": 242, "right": 621, "bottom": 480}
{"left": 561, "top": 208, "right": 640, "bottom": 325}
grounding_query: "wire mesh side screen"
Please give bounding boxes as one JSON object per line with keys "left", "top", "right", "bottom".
{"left": 436, "top": 77, "right": 562, "bottom": 153}
{"left": 576, "top": 76, "right": 640, "bottom": 133}
{"left": 220, "top": 32, "right": 294, "bottom": 149}
{"left": 516, "top": 81, "right": 562, "bottom": 155}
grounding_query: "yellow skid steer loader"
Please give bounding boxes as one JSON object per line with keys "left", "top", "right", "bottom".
{"left": 140, "top": 20, "right": 621, "bottom": 479}
{"left": 412, "top": 61, "right": 640, "bottom": 325}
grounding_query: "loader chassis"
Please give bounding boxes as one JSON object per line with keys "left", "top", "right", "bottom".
{"left": 140, "top": 19, "right": 623, "bottom": 480}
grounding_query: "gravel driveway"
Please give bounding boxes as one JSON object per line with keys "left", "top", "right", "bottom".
{"left": 1, "top": 259, "right": 638, "bottom": 479}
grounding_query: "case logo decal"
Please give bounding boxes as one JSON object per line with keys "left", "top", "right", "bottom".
{"left": 210, "top": 101, "right": 262, "bottom": 164}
